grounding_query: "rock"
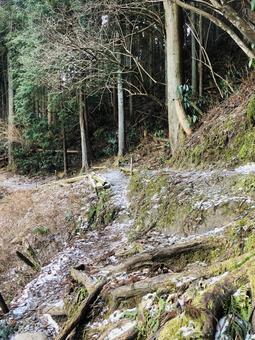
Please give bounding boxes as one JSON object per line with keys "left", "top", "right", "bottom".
{"left": 12, "top": 332, "right": 48, "bottom": 340}
{"left": 98, "top": 320, "right": 137, "bottom": 340}
{"left": 42, "top": 300, "right": 66, "bottom": 316}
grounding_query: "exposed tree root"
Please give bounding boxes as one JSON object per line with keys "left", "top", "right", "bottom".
{"left": 0, "top": 292, "right": 9, "bottom": 314}
{"left": 108, "top": 237, "right": 218, "bottom": 274}
{"left": 55, "top": 279, "right": 108, "bottom": 340}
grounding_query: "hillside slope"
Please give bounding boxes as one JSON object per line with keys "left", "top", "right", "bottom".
{"left": 2, "top": 75, "right": 255, "bottom": 340}
{"left": 172, "top": 72, "right": 255, "bottom": 169}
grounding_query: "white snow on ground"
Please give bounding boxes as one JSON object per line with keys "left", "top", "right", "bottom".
{"left": 8, "top": 170, "right": 133, "bottom": 338}
{"left": 6, "top": 164, "right": 255, "bottom": 338}
{"left": 234, "top": 163, "right": 255, "bottom": 174}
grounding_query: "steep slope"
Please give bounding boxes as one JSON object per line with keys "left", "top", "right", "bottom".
{"left": 2, "top": 74, "right": 255, "bottom": 339}
{"left": 172, "top": 72, "right": 255, "bottom": 169}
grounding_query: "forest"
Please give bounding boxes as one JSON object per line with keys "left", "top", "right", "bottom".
{"left": 0, "top": 0, "right": 253, "bottom": 173}
{"left": 0, "top": 0, "right": 255, "bottom": 339}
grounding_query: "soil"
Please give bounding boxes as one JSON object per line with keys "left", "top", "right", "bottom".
{"left": 0, "top": 171, "right": 94, "bottom": 302}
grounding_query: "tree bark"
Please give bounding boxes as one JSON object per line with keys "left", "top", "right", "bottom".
{"left": 164, "top": 0, "right": 191, "bottom": 153}
{"left": 62, "top": 123, "right": 68, "bottom": 176}
{"left": 174, "top": 0, "right": 255, "bottom": 60}
{"left": 208, "top": 0, "right": 255, "bottom": 44}
{"left": 55, "top": 279, "right": 108, "bottom": 340}
{"left": 7, "top": 51, "right": 14, "bottom": 168}
{"left": 191, "top": 11, "right": 198, "bottom": 96}
{"left": 117, "top": 54, "right": 125, "bottom": 158}
{"left": 79, "top": 89, "right": 89, "bottom": 172}
{"left": 112, "top": 86, "right": 117, "bottom": 124}
{"left": 198, "top": 14, "right": 203, "bottom": 97}
{"left": 0, "top": 292, "right": 9, "bottom": 314}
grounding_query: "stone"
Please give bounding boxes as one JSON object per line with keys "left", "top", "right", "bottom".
{"left": 42, "top": 300, "right": 66, "bottom": 316}
{"left": 12, "top": 332, "right": 48, "bottom": 340}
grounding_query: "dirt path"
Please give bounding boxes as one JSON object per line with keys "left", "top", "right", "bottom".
{"left": 3, "top": 164, "right": 255, "bottom": 339}
{"left": 0, "top": 170, "right": 50, "bottom": 192}
{"left": 5, "top": 170, "right": 133, "bottom": 338}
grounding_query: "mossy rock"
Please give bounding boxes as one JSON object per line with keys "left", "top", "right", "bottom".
{"left": 128, "top": 170, "right": 255, "bottom": 239}
{"left": 158, "top": 313, "right": 203, "bottom": 340}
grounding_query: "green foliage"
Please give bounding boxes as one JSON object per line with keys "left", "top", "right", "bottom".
{"left": 231, "top": 288, "right": 252, "bottom": 321}
{"left": 127, "top": 126, "right": 141, "bottom": 148}
{"left": 217, "top": 288, "right": 253, "bottom": 339}
{"left": 138, "top": 295, "right": 166, "bottom": 339}
{"left": 0, "top": 321, "right": 15, "bottom": 340}
{"left": 154, "top": 130, "right": 165, "bottom": 138}
{"left": 33, "top": 226, "right": 49, "bottom": 235}
{"left": 93, "top": 128, "right": 118, "bottom": 157}
{"left": 75, "top": 286, "right": 88, "bottom": 304}
{"left": 68, "top": 286, "right": 88, "bottom": 317}
{"left": 251, "top": 0, "right": 255, "bottom": 10}
{"left": 13, "top": 147, "right": 62, "bottom": 174}
{"left": 178, "top": 84, "right": 205, "bottom": 125}
{"left": 13, "top": 117, "right": 63, "bottom": 174}
{"left": 122, "top": 309, "right": 138, "bottom": 321}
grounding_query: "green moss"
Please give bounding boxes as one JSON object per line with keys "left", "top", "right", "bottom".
{"left": 172, "top": 116, "right": 237, "bottom": 168}
{"left": 158, "top": 313, "right": 203, "bottom": 340}
{"left": 32, "top": 226, "right": 49, "bottom": 235}
{"left": 87, "top": 190, "right": 118, "bottom": 229}
{"left": 233, "top": 174, "right": 255, "bottom": 194}
{"left": 171, "top": 106, "right": 255, "bottom": 168}
{"left": 66, "top": 286, "right": 88, "bottom": 318}
{"left": 129, "top": 173, "right": 144, "bottom": 193}
{"left": 235, "top": 130, "right": 255, "bottom": 161}
{"left": 244, "top": 233, "right": 255, "bottom": 252}
{"left": 129, "top": 167, "right": 255, "bottom": 240}
{"left": 247, "top": 95, "right": 255, "bottom": 125}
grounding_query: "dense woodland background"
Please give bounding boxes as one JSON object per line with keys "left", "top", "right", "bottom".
{"left": 0, "top": 0, "right": 254, "bottom": 174}
{"left": 0, "top": 2, "right": 255, "bottom": 339}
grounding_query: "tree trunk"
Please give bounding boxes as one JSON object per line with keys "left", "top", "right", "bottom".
{"left": 164, "top": 0, "right": 191, "bottom": 153}
{"left": 62, "top": 123, "right": 68, "bottom": 176}
{"left": 3, "top": 55, "right": 8, "bottom": 121}
{"left": 7, "top": 51, "right": 14, "bottom": 168}
{"left": 79, "top": 89, "right": 89, "bottom": 172}
{"left": 191, "top": 12, "right": 198, "bottom": 96}
{"left": 112, "top": 86, "right": 117, "bottom": 124}
{"left": 198, "top": 14, "right": 203, "bottom": 97}
{"left": 117, "top": 56, "right": 125, "bottom": 158}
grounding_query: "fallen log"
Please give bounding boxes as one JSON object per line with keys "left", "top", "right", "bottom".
{"left": 16, "top": 250, "right": 39, "bottom": 271}
{"left": 70, "top": 266, "right": 96, "bottom": 293}
{"left": 89, "top": 173, "right": 110, "bottom": 189}
{"left": 88, "top": 173, "right": 110, "bottom": 195}
{"left": 107, "top": 250, "right": 255, "bottom": 310}
{"left": 119, "top": 167, "right": 138, "bottom": 176}
{"left": 55, "top": 279, "right": 108, "bottom": 340}
{"left": 0, "top": 292, "right": 9, "bottom": 314}
{"left": 61, "top": 175, "right": 86, "bottom": 184}
{"left": 109, "top": 238, "right": 217, "bottom": 274}
{"left": 91, "top": 166, "right": 107, "bottom": 170}
{"left": 104, "top": 271, "right": 199, "bottom": 307}
{"left": 35, "top": 149, "right": 79, "bottom": 154}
